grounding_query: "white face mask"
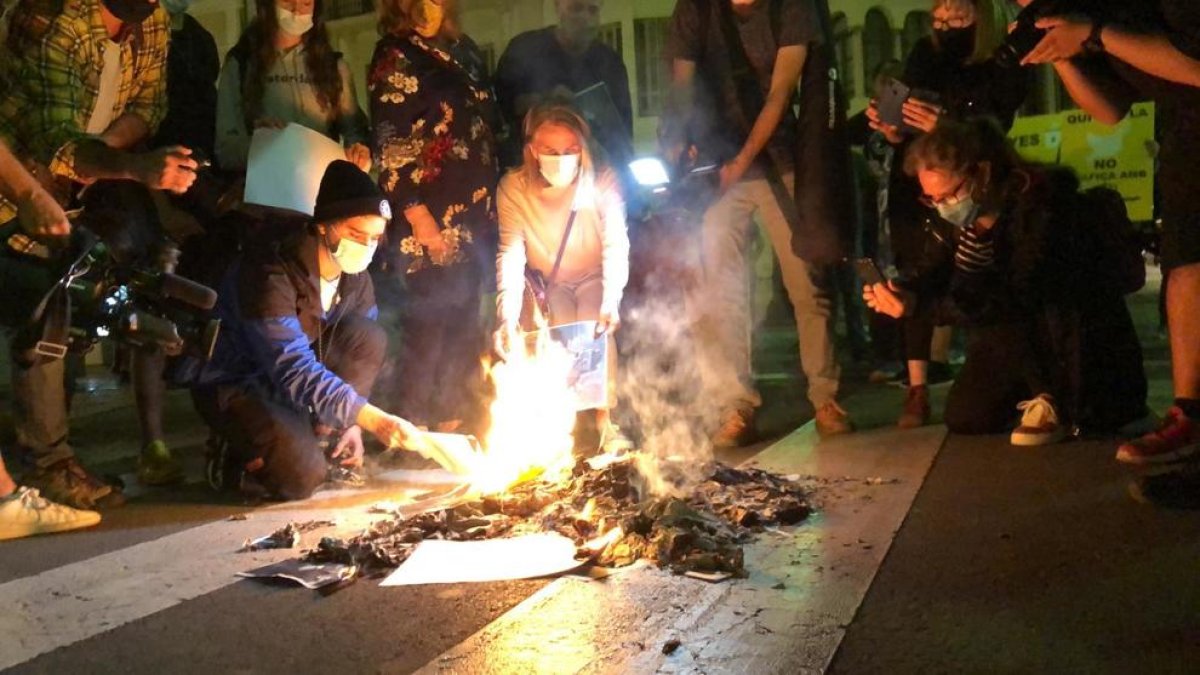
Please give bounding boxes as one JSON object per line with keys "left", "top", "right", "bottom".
{"left": 276, "top": 6, "right": 313, "bottom": 37}
{"left": 936, "top": 195, "right": 979, "bottom": 229}
{"left": 538, "top": 153, "right": 580, "bottom": 188}
{"left": 329, "top": 235, "right": 378, "bottom": 275}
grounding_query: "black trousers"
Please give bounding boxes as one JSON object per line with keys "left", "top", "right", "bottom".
{"left": 944, "top": 321, "right": 1057, "bottom": 435}
{"left": 195, "top": 315, "right": 386, "bottom": 500}
{"left": 391, "top": 263, "right": 485, "bottom": 430}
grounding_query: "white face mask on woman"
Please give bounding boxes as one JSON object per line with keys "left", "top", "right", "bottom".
{"left": 936, "top": 194, "right": 979, "bottom": 228}
{"left": 538, "top": 153, "right": 580, "bottom": 188}
{"left": 276, "top": 6, "right": 313, "bottom": 37}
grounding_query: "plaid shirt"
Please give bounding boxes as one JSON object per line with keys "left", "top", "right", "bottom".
{"left": 0, "top": 0, "right": 169, "bottom": 219}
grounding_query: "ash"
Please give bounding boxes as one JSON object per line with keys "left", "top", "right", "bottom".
{"left": 307, "top": 457, "right": 811, "bottom": 578}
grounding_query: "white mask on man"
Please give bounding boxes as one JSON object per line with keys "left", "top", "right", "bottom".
{"left": 330, "top": 235, "right": 378, "bottom": 275}
{"left": 276, "top": 6, "right": 314, "bottom": 37}
{"left": 538, "top": 153, "right": 580, "bottom": 188}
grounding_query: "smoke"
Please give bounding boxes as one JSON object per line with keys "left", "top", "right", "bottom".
{"left": 617, "top": 233, "right": 726, "bottom": 498}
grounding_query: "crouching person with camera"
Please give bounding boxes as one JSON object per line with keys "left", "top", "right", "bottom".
{"left": 0, "top": 140, "right": 102, "bottom": 539}
{"left": 864, "top": 119, "right": 1147, "bottom": 446}
{"left": 193, "top": 161, "right": 422, "bottom": 500}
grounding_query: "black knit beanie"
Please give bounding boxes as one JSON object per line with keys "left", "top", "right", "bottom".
{"left": 312, "top": 160, "right": 392, "bottom": 224}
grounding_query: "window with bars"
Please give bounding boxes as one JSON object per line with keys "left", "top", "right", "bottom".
{"left": 598, "top": 22, "right": 623, "bottom": 58}
{"left": 634, "top": 17, "right": 670, "bottom": 117}
{"left": 324, "top": 0, "right": 373, "bottom": 21}
{"left": 901, "top": 10, "right": 932, "bottom": 57}
{"left": 862, "top": 8, "right": 895, "bottom": 90}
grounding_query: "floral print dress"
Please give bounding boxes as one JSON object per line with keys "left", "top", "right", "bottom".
{"left": 369, "top": 32, "right": 499, "bottom": 275}
{"left": 368, "top": 31, "right": 499, "bottom": 431}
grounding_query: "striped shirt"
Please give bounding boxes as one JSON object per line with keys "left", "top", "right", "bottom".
{"left": 0, "top": 0, "right": 169, "bottom": 220}
{"left": 955, "top": 225, "right": 995, "bottom": 274}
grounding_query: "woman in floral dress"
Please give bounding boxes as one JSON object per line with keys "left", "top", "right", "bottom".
{"left": 370, "top": 0, "right": 499, "bottom": 433}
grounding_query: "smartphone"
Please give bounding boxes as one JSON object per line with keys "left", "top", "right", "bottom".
{"left": 852, "top": 257, "right": 886, "bottom": 287}
{"left": 876, "top": 78, "right": 911, "bottom": 129}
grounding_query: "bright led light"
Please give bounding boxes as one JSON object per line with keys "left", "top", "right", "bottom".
{"left": 629, "top": 158, "right": 670, "bottom": 187}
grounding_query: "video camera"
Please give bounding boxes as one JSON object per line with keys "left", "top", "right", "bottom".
{"left": 995, "top": 0, "right": 1084, "bottom": 68}
{"left": 0, "top": 183, "right": 220, "bottom": 360}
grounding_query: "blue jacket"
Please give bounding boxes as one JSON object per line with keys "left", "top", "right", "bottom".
{"left": 200, "top": 231, "right": 378, "bottom": 428}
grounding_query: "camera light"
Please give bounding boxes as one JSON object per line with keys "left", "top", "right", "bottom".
{"left": 96, "top": 326, "right": 110, "bottom": 338}
{"left": 629, "top": 158, "right": 670, "bottom": 188}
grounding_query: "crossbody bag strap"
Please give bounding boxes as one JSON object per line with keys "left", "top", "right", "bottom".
{"left": 547, "top": 206, "right": 578, "bottom": 289}
{"left": 712, "top": 0, "right": 800, "bottom": 230}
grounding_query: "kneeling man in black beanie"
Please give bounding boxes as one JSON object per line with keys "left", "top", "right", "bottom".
{"left": 195, "top": 160, "right": 421, "bottom": 500}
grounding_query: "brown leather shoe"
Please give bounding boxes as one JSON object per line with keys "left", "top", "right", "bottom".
{"left": 712, "top": 408, "right": 753, "bottom": 448}
{"left": 897, "top": 385, "right": 931, "bottom": 429}
{"left": 815, "top": 401, "right": 855, "bottom": 438}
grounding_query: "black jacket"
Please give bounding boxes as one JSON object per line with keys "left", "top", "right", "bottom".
{"left": 900, "top": 168, "right": 1080, "bottom": 327}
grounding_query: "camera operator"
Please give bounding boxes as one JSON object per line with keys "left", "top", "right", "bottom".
{"left": 0, "top": 139, "right": 102, "bottom": 539}
{"left": 0, "top": 0, "right": 199, "bottom": 505}
{"left": 864, "top": 119, "right": 1147, "bottom": 445}
{"left": 192, "top": 161, "right": 424, "bottom": 501}
{"left": 663, "top": 0, "right": 853, "bottom": 446}
{"left": 1015, "top": 0, "right": 1200, "bottom": 499}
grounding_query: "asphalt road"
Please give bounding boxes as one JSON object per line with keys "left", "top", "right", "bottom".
{"left": 3, "top": 282, "right": 1198, "bottom": 673}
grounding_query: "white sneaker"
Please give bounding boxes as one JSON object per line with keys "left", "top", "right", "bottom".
{"left": 1011, "top": 395, "right": 1067, "bottom": 447}
{"left": 0, "top": 487, "right": 101, "bottom": 541}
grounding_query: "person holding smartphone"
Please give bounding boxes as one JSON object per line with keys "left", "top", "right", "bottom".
{"left": 863, "top": 0, "right": 1031, "bottom": 430}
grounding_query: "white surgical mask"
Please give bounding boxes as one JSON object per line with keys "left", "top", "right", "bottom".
{"left": 936, "top": 194, "right": 979, "bottom": 228}
{"left": 538, "top": 153, "right": 580, "bottom": 188}
{"left": 276, "top": 6, "right": 313, "bottom": 37}
{"left": 330, "top": 236, "right": 377, "bottom": 275}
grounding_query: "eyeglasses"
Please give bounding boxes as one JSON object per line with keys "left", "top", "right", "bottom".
{"left": 931, "top": 16, "right": 973, "bottom": 30}
{"left": 919, "top": 178, "right": 969, "bottom": 208}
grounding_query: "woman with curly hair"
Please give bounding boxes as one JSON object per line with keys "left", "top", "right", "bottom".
{"left": 215, "top": 0, "right": 371, "bottom": 172}
{"left": 369, "top": 0, "right": 499, "bottom": 433}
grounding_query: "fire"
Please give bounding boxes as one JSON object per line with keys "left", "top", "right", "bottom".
{"left": 468, "top": 328, "right": 579, "bottom": 494}
{"left": 582, "top": 525, "right": 624, "bottom": 553}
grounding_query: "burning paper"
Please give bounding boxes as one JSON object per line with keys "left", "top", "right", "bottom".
{"left": 379, "top": 534, "right": 581, "bottom": 586}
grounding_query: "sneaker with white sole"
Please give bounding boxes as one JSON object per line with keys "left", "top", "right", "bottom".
{"left": 1011, "top": 395, "right": 1067, "bottom": 447}
{"left": 1116, "top": 407, "right": 1199, "bottom": 465}
{"left": 0, "top": 487, "right": 101, "bottom": 541}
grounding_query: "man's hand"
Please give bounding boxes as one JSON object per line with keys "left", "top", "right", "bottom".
{"left": 15, "top": 187, "right": 70, "bottom": 238}
{"left": 358, "top": 404, "right": 424, "bottom": 450}
{"left": 330, "top": 425, "right": 366, "bottom": 468}
{"left": 1022, "top": 17, "right": 1092, "bottom": 65}
{"left": 718, "top": 154, "right": 751, "bottom": 193}
{"left": 595, "top": 310, "right": 620, "bottom": 337}
{"left": 345, "top": 143, "right": 372, "bottom": 173}
{"left": 863, "top": 280, "right": 914, "bottom": 319}
{"left": 132, "top": 146, "right": 198, "bottom": 194}
{"left": 901, "top": 98, "right": 943, "bottom": 134}
{"left": 866, "top": 100, "right": 904, "bottom": 144}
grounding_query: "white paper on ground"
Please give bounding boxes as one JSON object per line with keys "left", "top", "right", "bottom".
{"left": 380, "top": 534, "right": 582, "bottom": 586}
{"left": 244, "top": 123, "right": 346, "bottom": 215}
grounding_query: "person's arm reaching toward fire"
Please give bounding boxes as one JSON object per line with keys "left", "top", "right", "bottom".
{"left": 493, "top": 175, "right": 529, "bottom": 358}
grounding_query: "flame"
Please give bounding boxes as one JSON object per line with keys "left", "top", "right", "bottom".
{"left": 582, "top": 525, "right": 624, "bottom": 552}
{"left": 467, "top": 328, "right": 579, "bottom": 494}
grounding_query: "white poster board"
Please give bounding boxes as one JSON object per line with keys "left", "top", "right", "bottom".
{"left": 243, "top": 123, "right": 346, "bottom": 215}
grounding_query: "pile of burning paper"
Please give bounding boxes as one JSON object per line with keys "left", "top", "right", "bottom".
{"left": 306, "top": 455, "right": 810, "bottom": 579}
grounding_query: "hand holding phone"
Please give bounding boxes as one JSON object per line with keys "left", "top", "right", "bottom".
{"left": 852, "top": 257, "right": 886, "bottom": 287}
{"left": 876, "top": 78, "right": 911, "bottom": 130}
